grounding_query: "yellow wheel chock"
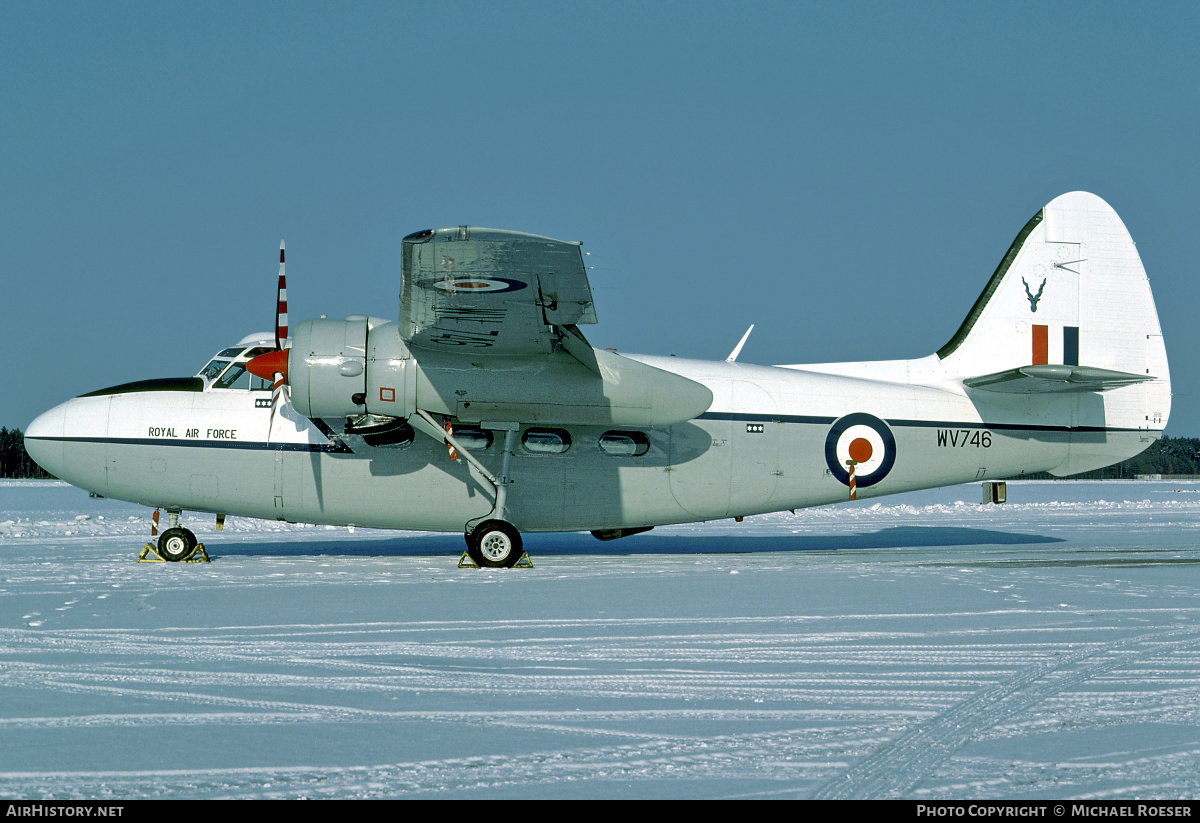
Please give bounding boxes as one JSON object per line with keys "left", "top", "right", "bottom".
{"left": 458, "top": 551, "right": 532, "bottom": 568}
{"left": 138, "top": 543, "right": 211, "bottom": 563}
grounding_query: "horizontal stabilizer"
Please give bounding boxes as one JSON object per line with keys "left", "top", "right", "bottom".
{"left": 964, "top": 364, "right": 1154, "bottom": 394}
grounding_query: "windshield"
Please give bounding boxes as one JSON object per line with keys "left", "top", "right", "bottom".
{"left": 198, "top": 345, "right": 275, "bottom": 390}
{"left": 213, "top": 363, "right": 248, "bottom": 389}
{"left": 200, "top": 359, "right": 231, "bottom": 382}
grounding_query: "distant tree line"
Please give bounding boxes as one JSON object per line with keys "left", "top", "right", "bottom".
{"left": 1024, "top": 435, "right": 1200, "bottom": 480}
{"left": 1135, "top": 435, "right": 1200, "bottom": 476}
{"left": 0, "top": 428, "right": 53, "bottom": 479}
{"left": 2, "top": 426, "right": 1199, "bottom": 481}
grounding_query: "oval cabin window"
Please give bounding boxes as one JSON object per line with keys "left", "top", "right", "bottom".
{"left": 522, "top": 428, "right": 571, "bottom": 454}
{"left": 598, "top": 431, "right": 650, "bottom": 457}
{"left": 453, "top": 427, "right": 493, "bottom": 451}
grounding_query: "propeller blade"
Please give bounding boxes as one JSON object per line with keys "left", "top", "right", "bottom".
{"left": 255, "top": 240, "right": 296, "bottom": 443}
{"left": 276, "top": 240, "right": 288, "bottom": 351}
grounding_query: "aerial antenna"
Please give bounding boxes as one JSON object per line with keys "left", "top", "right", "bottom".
{"left": 726, "top": 325, "right": 754, "bottom": 362}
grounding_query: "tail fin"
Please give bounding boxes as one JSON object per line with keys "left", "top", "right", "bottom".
{"left": 936, "top": 192, "right": 1169, "bottom": 475}
{"left": 939, "top": 192, "right": 1169, "bottom": 417}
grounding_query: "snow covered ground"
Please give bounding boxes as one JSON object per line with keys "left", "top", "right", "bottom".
{"left": 1, "top": 479, "right": 1199, "bottom": 799}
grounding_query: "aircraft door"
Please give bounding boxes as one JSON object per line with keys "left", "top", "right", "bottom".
{"left": 727, "top": 381, "right": 780, "bottom": 511}
{"left": 273, "top": 449, "right": 285, "bottom": 512}
{"left": 669, "top": 383, "right": 731, "bottom": 518}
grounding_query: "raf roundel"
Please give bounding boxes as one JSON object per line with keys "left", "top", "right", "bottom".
{"left": 431, "top": 277, "right": 528, "bottom": 294}
{"left": 824, "top": 413, "right": 897, "bottom": 489}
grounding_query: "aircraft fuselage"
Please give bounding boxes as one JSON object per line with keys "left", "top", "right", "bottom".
{"left": 26, "top": 351, "right": 1159, "bottom": 534}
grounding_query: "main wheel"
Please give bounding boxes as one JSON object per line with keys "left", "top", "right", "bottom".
{"left": 468, "top": 520, "right": 522, "bottom": 568}
{"left": 158, "top": 527, "right": 197, "bottom": 562}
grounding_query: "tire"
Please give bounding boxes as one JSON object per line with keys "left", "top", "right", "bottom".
{"left": 158, "top": 527, "right": 197, "bottom": 562}
{"left": 468, "top": 520, "right": 522, "bottom": 568}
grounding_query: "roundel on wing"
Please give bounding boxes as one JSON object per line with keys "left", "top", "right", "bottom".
{"left": 431, "top": 277, "right": 528, "bottom": 293}
{"left": 824, "top": 413, "right": 896, "bottom": 489}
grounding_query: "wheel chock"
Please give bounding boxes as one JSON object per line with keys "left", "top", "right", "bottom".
{"left": 138, "top": 543, "right": 211, "bottom": 563}
{"left": 139, "top": 543, "right": 166, "bottom": 562}
{"left": 457, "top": 551, "right": 533, "bottom": 568}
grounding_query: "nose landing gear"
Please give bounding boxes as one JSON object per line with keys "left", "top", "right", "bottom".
{"left": 157, "top": 527, "right": 199, "bottom": 561}
{"left": 138, "top": 509, "right": 210, "bottom": 562}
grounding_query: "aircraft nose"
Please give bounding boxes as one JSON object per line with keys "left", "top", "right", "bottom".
{"left": 24, "top": 403, "right": 66, "bottom": 479}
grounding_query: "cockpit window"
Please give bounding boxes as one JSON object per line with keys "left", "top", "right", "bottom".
{"left": 201, "top": 359, "right": 232, "bottom": 381}
{"left": 200, "top": 343, "right": 276, "bottom": 390}
{"left": 214, "top": 363, "right": 248, "bottom": 389}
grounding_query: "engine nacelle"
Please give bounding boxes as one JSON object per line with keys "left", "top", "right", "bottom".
{"left": 364, "top": 322, "right": 417, "bottom": 419}
{"left": 288, "top": 317, "right": 368, "bottom": 418}
{"left": 286, "top": 318, "right": 711, "bottom": 427}
{"left": 286, "top": 317, "right": 417, "bottom": 420}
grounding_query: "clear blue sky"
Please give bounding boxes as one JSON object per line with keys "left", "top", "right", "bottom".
{"left": 3, "top": 2, "right": 1198, "bottom": 433}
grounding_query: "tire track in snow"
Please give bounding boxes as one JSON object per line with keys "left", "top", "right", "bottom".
{"left": 811, "top": 626, "right": 1200, "bottom": 799}
{"left": 0, "top": 726, "right": 867, "bottom": 799}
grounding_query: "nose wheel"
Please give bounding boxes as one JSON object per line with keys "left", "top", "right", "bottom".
{"left": 138, "top": 508, "right": 210, "bottom": 562}
{"left": 466, "top": 520, "right": 524, "bottom": 568}
{"left": 157, "top": 527, "right": 199, "bottom": 561}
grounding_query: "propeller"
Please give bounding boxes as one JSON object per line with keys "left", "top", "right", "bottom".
{"left": 275, "top": 241, "right": 288, "bottom": 351}
{"left": 247, "top": 241, "right": 295, "bottom": 439}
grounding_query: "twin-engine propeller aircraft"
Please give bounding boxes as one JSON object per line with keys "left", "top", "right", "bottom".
{"left": 26, "top": 192, "right": 1170, "bottom": 566}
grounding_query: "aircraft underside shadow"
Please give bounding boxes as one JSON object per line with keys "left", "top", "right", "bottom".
{"left": 204, "top": 525, "right": 1063, "bottom": 559}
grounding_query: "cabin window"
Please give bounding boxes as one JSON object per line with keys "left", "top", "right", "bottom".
{"left": 452, "top": 427, "right": 493, "bottom": 451}
{"left": 522, "top": 428, "right": 571, "bottom": 454}
{"left": 599, "top": 431, "right": 650, "bottom": 457}
{"left": 363, "top": 421, "right": 414, "bottom": 448}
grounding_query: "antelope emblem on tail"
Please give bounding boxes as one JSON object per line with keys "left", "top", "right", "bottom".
{"left": 1022, "top": 276, "right": 1046, "bottom": 312}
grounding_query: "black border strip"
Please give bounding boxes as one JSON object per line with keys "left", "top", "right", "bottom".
{"left": 888, "top": 418, "right": 1120, "bottom": 434}
{"left": 27, "top": 415, "right": 1151, "bottom": 453}
{"left": 699, "top": 411, "right": 835, "bottom": 425}
{"left": 936, "top": 208, "right": 1044, "bottom": 360}
{"left": 26, "top": 436, "right": 348, "bottom": 453}
{"left": 698, "top": 411, "right": 1141, "bottom": 434}
{"left": 79, "top": 377, "right": 204, "bottom": 397}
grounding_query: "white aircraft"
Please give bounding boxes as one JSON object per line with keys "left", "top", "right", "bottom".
{"left": 25, "top": 192, "right": 1170, "bottom": 566}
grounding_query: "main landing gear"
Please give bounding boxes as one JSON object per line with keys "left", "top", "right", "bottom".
{"left": 415, "top": 414, "right": 532, "bottom": 569}
{"left": 463, "top": 519, "right": 527, "bottom": 568}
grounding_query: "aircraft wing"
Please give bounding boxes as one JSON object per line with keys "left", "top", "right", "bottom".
{"left": 964, "top": 364, "right": 1154, "bottom": 393}
{"left": 400, "top": 227, "right": 597, "bottom": 356}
